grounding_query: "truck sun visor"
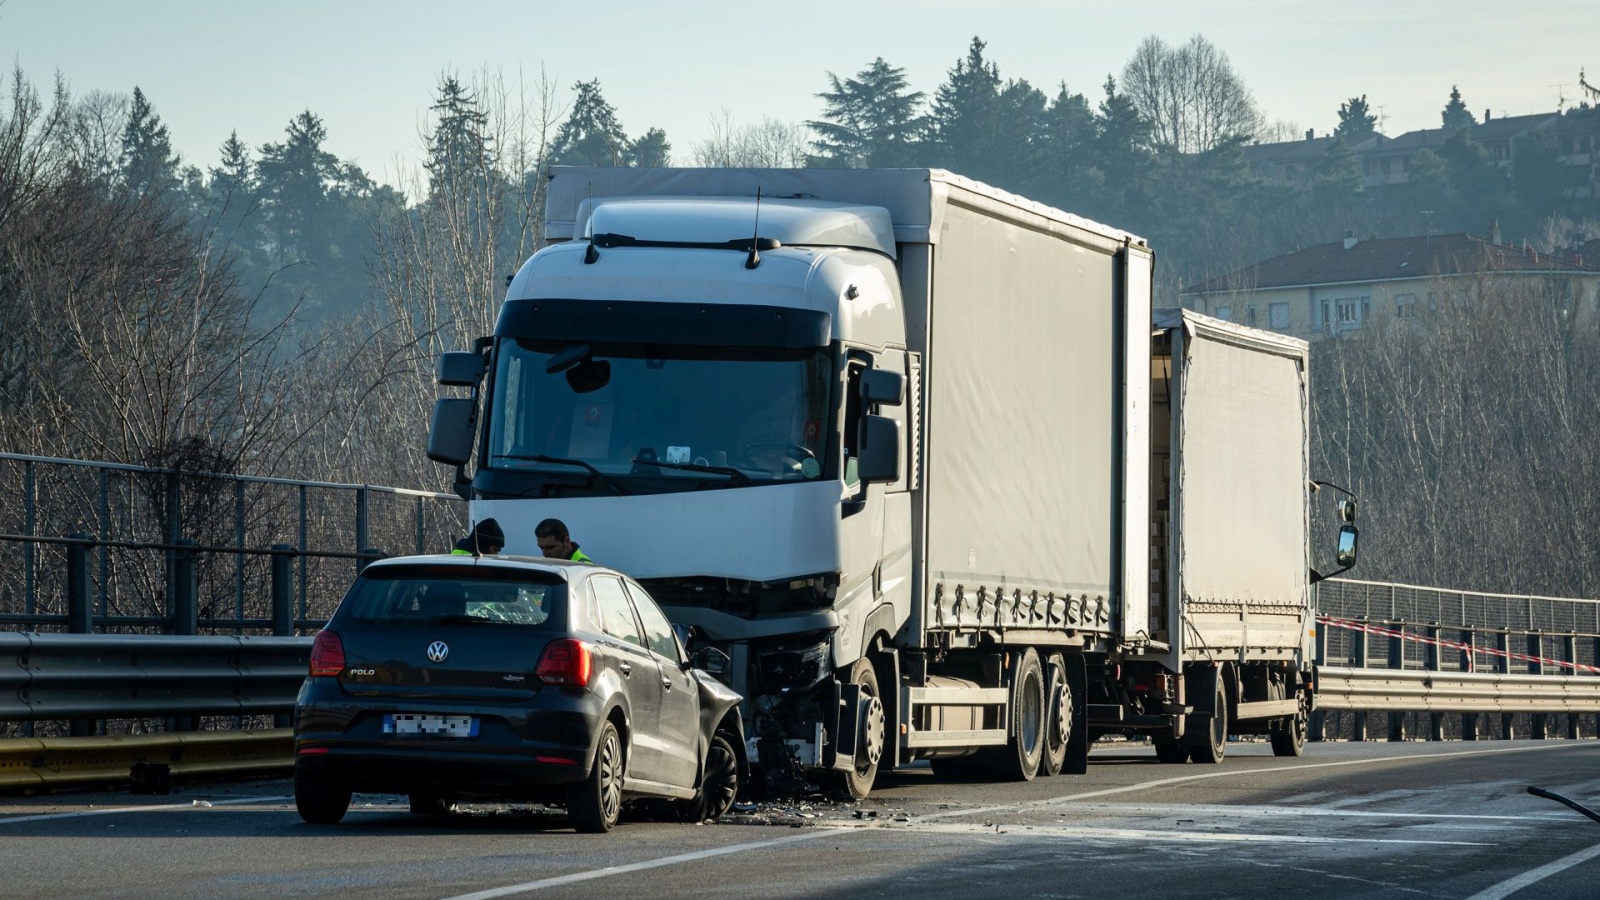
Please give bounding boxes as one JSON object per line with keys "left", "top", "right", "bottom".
{"left": 496, "top": 299, "right": 831, "bottom": 349}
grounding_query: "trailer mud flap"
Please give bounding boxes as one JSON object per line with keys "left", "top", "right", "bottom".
{"left": 1064, "top": 651, "right": 1089, "bottom": 775}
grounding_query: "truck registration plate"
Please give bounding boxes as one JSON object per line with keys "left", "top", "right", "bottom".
{"left": 382, "top": 714, "right": 479, "bottom": 738}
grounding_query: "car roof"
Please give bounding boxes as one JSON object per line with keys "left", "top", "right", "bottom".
{"left": 362, "top": 553, "right": 612, "bottom": 583}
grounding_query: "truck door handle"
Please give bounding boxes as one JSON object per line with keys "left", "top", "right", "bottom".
{"left": 619, "top": 661, "right": 631, "bottom": 676}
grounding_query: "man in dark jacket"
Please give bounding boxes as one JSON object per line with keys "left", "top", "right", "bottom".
{"left": 451, "top": 518, "right": 505, "bottom": 556}
{"left": 535, "top": 518, "right": 592, "bottom": 562}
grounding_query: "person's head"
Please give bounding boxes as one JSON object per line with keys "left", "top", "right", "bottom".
{"left": 470, "top": 518, "right": 505, "bottom": 555}
{"left": 535, "top": 518, "right": 575, "bottom": 559}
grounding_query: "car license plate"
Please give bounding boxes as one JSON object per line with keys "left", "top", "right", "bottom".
{"left": 382, "top": 714, "right": 479, "bottom": 738}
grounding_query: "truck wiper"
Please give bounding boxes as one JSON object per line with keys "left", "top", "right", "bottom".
{"left": 631, "top": 457, "right": 752, "bottom": 487}
{"left": 501, "top": 454, "right": 630, "bottom": 495}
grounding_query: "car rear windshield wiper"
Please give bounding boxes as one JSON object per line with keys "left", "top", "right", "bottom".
{"left": 631, "top": 457, "right": 752, "bottom": 487}
{"left": 428, "top": 614, "right": 501, "bottom": 625}
{"left": 501, "top": 454, "right": 629, "bottom": 495}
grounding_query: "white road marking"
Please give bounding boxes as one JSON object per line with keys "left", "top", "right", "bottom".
{"left": 438, "top": 827, "right": 841, "bottom": 900}
{"left": 1056, "top": 801, "right": 1550, "bottom": 822}
{"left": 1462, "top": 841, "right": 1600, "bottom": 900}
{"left": 0, "top": 795, "right": 289, "bottom": 825}
{"left": 909, "top": 821, "right": 1486, "bottom": 846}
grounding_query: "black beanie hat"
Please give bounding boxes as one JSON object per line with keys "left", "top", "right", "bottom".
{"left": 472, "top": 518, "right": 505, "bottom": 545}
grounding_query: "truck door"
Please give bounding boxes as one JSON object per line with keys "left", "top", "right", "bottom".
{"left": 836, "top": 348, "right": 910, "bottom": 664}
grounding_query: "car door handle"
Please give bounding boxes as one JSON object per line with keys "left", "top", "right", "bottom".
{"left": 619, "top": 661, "right": 631, "bottom": 676}
{"left": 661, "top": 677, "right": 672, "bottom": 690}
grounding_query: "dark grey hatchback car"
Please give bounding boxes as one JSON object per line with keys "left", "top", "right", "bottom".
{"left": 293, "top": 554, "right": 744, "bottom": 833}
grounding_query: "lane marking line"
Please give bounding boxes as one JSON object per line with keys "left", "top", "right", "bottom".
{"left": 0, "top": 795, "right": 289, "bottom": 825}
{"left": 911, "top": 821, "right": 1487, "bottom": 846}
{"left": 923, "top": 742, "right": 1590, "bottom": 822}
{"left": 1462, "top": 841, "right": 1600, "bottom": 900}
{"left": 438, "top": 827, "right": 840, "bottom": 900}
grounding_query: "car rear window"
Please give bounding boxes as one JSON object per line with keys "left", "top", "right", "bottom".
{"left": 334, "top": 565, "right": 565, "bottom": 629}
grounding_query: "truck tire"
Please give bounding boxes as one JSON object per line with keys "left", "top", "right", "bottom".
{"left": 829, "top": 657, "right": 884, "bottom": 800}
{"left": 1004, "top": 649, "right": 1046, "bottom": 781}
{"left": 1153, "top": 739, "right": 1190, "bottom": 764}
{"left": 1189, "top": 674, "right": 1228, "bottom": 764}
{"left": 1040, "top": 652, "right": 1070, "bottom": 776}
{"left": 1271, "top": 693, "right": 1309, "bottom": 757}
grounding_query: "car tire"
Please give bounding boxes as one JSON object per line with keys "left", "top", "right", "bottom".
{"left": 294, "top": 762, "right": 351, "bottom": 825}
{"left": 678, "top": 732, "right": 739, "bottom": 822}
{"left": 568, "top": 720, "right": 624, "bottom": 833}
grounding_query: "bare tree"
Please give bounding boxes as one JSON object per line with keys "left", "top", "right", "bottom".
{"left": 692, "top": 108, "right": 810, "bottom": 168}
{"left": 1121, "top": 34, "right": 1263, "bottom": 154}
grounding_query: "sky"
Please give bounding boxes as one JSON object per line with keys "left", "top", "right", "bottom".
{"left": 3, "top": 0, "right": 1597, "bottom": 190}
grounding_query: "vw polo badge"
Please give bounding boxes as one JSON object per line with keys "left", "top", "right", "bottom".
{"left": 426, "top": 640, "right": 450, "bottom": 663}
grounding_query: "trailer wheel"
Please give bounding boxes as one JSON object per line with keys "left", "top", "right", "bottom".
{"left": 1189, "top": 674, "right": 1228, "bottom": 764}
{"left": 1040, "top": 652, "right": 1070, "bottom": 776}
{"left": 1270, "top": 693, "right": 1309, "bottom": 757}
{"left": 829, "top": 657, "right": 884, "bottom": 800}
{"left": 1004, "top": 649, "right": 1046, "bottom": 781}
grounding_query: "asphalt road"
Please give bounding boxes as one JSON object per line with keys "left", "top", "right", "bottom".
{"left": 5, "top": 739, "right": 1600, "bottom": 899}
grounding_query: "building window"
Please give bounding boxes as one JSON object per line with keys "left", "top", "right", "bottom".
{"left": 1395, "top": 293, "right": 1416, "bottom": 318}
{"left": 1321, "top": 296, "right": 1369, "bottom": 330}
{"left": 1269, "top": 303, "right": 1289, "bottom": 330}
{"left": 1215, "top": 306, "right": 1231, "bottom": 321}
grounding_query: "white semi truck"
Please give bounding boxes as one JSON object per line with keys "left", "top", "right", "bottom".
{"left": 428, "top": 167, "right": 1358, "bottom": 798}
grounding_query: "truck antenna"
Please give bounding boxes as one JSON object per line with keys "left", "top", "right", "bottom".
{"left": 583, "top": 182, "right": 600, "bottom": 264}
{"left": 744, "top": 188, "right": 763, "bottom": 269}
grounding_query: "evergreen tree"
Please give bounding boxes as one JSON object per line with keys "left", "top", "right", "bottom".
{"left": 1091, "top": 75, "right": 1155, "bottom": 219}
{"left": 1036, "top": 83, "right": 1105, "bottom": 209}
{"left": 118, "top": 86, "right": 180, "bottom": 197}
{"left": 257, "top": 110, "right": 341, "bottom": 264}
{"left": 628, "top": 128, "right": 671, "bottom": 167}
{"left": 550, "top": 80, "right": 631, "bottom": 166}
{"left": 424, "top": 76, "right": 494, "bottom": 199}
{"left": 1309, "top": 135, "right": 1364, "bottom": 214}
{"left": 925, "top": 37, "right": 1006, "bottom": 180}
{"left": 203, "top": 131, "right": 263, "bottom": 265}
{"left": 1441, "top": 85, "right": 1476, "bottom": 134}
{"left": 1335, "top": 95, "right": 1378, "bottom": 142}
{"left": 807, "top": 58, "right": 925, "bottom": 168}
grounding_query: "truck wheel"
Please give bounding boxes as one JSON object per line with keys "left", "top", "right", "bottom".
{"left": 294, "top": 762, "right": 351, "bottom": 825}
{"left": 1189, "top": 675, "right": 1228, "bottom": 764}
{"left": 830, "top": 657, "right": 884, "bottom": 800}
{"left": 568, "top": 721, "right": 624, "bottom": 833}
{"left": 1040, "top": 652, "right": 1070, "bottom": 776}
{"left": 1153, "top": 739, "right": 1190, "bottom": 764}
{"left": 1005, "top": 649, "right": 1046, "bottom": 781}
{"left": 1271, "top": 693, "right": 1309, "bottom": 757}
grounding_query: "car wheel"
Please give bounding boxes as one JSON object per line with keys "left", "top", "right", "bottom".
{"left": 294, "top": 761, "right": 351, "bottom": 825}
{"left": 1040, "top": 652, "right": 1071, "bottom": 777}
{"left": 408, "top": 792, "right": 455, "bottom": 818}
{"left": 827, "top": 657, "right": 884, "bottom": 801}
{"left": 1189, "top": 673, "right": 1228, "bottom": 764}
{"left": 1271, "top": 693, "right": 1309, "bottom": 757}
{"left": 568, "top": 720, "right": 624, "bottom": 833}
{"left": 678, "top": 733, "right": 739, "bottom": 822}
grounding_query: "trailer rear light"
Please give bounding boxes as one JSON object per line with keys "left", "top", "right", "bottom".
{"left": 535, "top": 639, "right": 592, "bottom": 686}
{"left": 309, "top": 630, "right": 346, "bottom": 677}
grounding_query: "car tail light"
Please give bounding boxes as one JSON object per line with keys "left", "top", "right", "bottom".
{"left": 309, "top": 630, "right": 346, "bottom": 677}
{"left": 535, "top": 638, "right": 592, "bottom": 687}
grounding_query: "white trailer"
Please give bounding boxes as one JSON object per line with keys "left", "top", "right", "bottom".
{"left": 427, "top": 168, "right": 1357, "bottom": 797}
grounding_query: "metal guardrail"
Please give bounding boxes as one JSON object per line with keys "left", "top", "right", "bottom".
{"left": 1317, "top": 667, "right": 1600, "bottom": 713}
{"left": 0, "top": 729, "right": 293, "bottom": 790}
{"left": 0, "top": 632, "right": 310, "bottom": 723}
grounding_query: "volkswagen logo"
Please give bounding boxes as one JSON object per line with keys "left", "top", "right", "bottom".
{"left": 426, "top": 641, "right": 450, "bottom": 663}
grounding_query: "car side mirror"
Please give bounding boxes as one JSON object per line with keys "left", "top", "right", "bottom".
{"left": 692, "top": 645, "right": 731, "bottom": 677}
{"left": 428, "top": 398, "right": 476, "bottom": 466}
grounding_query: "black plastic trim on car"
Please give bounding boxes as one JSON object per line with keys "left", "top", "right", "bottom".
{"left": 495, "top": 299, "right": 831, "bottom": 349}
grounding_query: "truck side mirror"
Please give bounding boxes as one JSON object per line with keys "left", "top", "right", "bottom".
{"left": 427, "top": 398, "right": 476, "bottom": 465}
{"left": 861, "top": 369, "right": 904, "bottom": 406}
{"left": 437, "top": 351, "right": 486, "bottom": 386}
{"left": 1336, "top": 525, "right": 1359, "bottom": 567}
{"left": 857, "top": 415, "right": 900, "bottom": 484}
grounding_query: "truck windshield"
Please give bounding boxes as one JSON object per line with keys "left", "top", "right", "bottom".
{"left": 487, "top": 340, "right": 832, "bottom": 488}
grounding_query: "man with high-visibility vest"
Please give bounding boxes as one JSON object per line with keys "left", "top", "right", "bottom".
{"left": 535, "top": 518, "right": 592, "bottom": 563}
{"left": 450, "top": 518, "right": 504, "bottom": 556}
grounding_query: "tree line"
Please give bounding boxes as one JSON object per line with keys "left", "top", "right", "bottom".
{"left": 2, "top": 36, "right": 1597, "bottom": 597}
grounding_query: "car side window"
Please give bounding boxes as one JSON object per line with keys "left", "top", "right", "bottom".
{"left": 625, "top": 581, "right": 681, "bottom": 663}
{"left": 591, "top": 576, "right": 644, "bottom": 648}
